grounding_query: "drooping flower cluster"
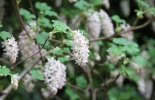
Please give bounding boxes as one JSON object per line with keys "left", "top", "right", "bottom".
{"left": 1, "top": 36, "right": 19, "bottom": 63}
{"left": 71, "top": 30, "right": 89, "bottom": 67}
{"left": 85, "top": 12, "right": 101, "bottom": 52}
{"left": 11, "top": 74, "right": 19, "bottom": 90}
{"left": 99, "top": 9, "right": 115, "bottom": 36}
{"left": 120, "top": 23, "right": 133, "bottom": 41}
{"left": 43, "top": 57, "right": 66, "bottom": 94}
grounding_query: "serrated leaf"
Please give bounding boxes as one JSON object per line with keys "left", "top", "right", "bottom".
{"left": 112, "top": 38, "right": 128, "bottom": 45}
{"left": 38, "top": 17, "right": 52, "bottom": 28}
{"left": 92, "top": 0, "right": 103, "bottom": 6}
{"left": 0, "top": 31, "right": 11, "bottom": 40}
{"left": 0, "top": 66, "right": 10, "bottom": 76}
{"left": 53, "top": 47, "right": 63, "bottom": 55}
{"left": 44, "top": 10, "right": 58, "bottom": 17}
{"left": 111, "top": 15, "right": 126, "bottom": 24}
{"left": 74, "top": 0, "right": 90, "bottom": 10}
{"left": 36, "top": 32, "right": 50, "bottom": 47}
{"left": 30, "top": 69, "right": 44, "bottom": 80}
{"left": 76, "top": 76, "right": 87, "bottom": 88}
{"left": 20, "top": 8, "right": 35, "bottom": 21}
{"left": 35, "top": 2, "right": 51, "bottom": 11}
{"left": 52, "top": 20, "right": 70, "bottom": 33}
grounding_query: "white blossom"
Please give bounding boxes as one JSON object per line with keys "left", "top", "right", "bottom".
{"left": 43, "top": 57, "right": 66, "bottom": 94}
{"left": 85, "top": 12, "right": 101, "bottom": 52}
{"left": 1, "top": 36, "right": 19, "bottom": 63}
{"left": 120, "top": 23, "right": 133, "bottom": 41}
{"left": 103, "top": 0, "right": 110, "bottom": 9}
{"left": 11, "top": 74, "right": 19, "bottom": 90}
{"left": 71, "top": 30, "right": 89, "bottom": 67}
{"left": 99, "top": 9, "right": 115, "bottom": 36}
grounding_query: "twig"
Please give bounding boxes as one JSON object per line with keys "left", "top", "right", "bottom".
{"left": 12, "top": 0, "right": 31, "bottom": 38}
{"left": 11, "top": 36, "right": 50, "bottom": 69}
{"left": 67, "top": 82, "right": 85, "bottom": 92}
{"left": 0, "top": 58, "right": 41, "bottom": 100}
{"left": 90, "top": 18, "right": 152, "bottom": 42}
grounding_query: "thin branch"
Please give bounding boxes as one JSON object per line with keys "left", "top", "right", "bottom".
{"left": 0, "top": 58, "right": 41, "bottom": 100}
{"left": 67, "top": 82, "right": 85, "bottom": 92}
{"left": 12, "top": 0, "right": 31, "bottom": 38}
{"left": 11, "top": 36, "right": 50, "bottom": 69}
{"left": 90, "top": 18, "right": 152, "bottom": 42}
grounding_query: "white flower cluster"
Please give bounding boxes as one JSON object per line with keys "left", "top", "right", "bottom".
{"left": 43, "top": 57, "right": 66, "bottom": 94}
{"left": 120, "top": 23, "right": 133, "bottom": 41}
{"left": 85, "top": 12, "right": 101, "bottom": 52}
{"left": 86, "top": 12, "right": 101, "bottom": 39}
{"left": 1, "top": 36, "right": 19, "bottom": 63}
{"left": 99, "top": 9, "right": 115, "bottom": 36}
{"left": 71, "top": 30, "right": 89, "bottom": 67}
{"left": 11, "top": 74, "right": 19, "bottom": 90}
{"left": 23, "top": 74, "right": 35, "bottom": 92}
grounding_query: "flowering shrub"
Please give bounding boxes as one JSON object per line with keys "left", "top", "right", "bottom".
{"left": 0, "top": 0, "right": 155, "bottom": 100}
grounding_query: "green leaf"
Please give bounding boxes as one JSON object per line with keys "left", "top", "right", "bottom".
{"left": 112, "top": 38, "right": 128, "bottom": 45}
{"left": 136, "top": 0, "right": 150, "bottom": 8}
{"left": 63, "top": 39, "right": 74, "bottom": 47}
{"left": 52, "top": 20, "right": 70, "bottom": 33}
{"left": 148, "top": 7, "right": 155, "bottom": 15}
{"left": 125, "top": 42, "right": 139, "bottom": 54}
{"left": 0, "top": 31, "right": 11, "bottom": 40}
{"left": 20, "top": 8, "right": 35, "bottom": 21}
{"left": 119, "top": 66, "right": 134, "bottom": 76}
{"left": 74, "top": 0, "right": 90, "bottom": 10}
{"left": 111, "top": 15, "right": 126, "bottom": 24}
{"left": 30, "top": 69, "right": 44, "bottom": 80}
{"left": 58, "top": 56, "right": 69, "bottom": 63}
{"left": 65, "top": 86, "right": 79, "bottom": 100}
{"left": 44, "top": 10, "right": 58, "bottom": 17}
{"left": 63, "top": 48, "right": 70, "bottom": 53}
{"left": 92, "top": 0, "right": 103, "bottom": 6}
{"left": 38, "top": 17, "right": 52, "bottom": 28}
{"left": 53, "top": 47, "right": 63, "bottom": 55}
{"left": 0, "top": 66, "right": 10, "bottom": 76}
{"left": 108, "top": 45, "right": 125, "bottom": 55}
{"left": 36, "top": 32, "right": 50, "bottom": 47}
{"left": 133, "top": 56, "right": 146, "bottom": 66}
{"left": 76, "top": 76, "right": 87, "bottom": 88}
{"left": 35, "top": 2, "right": 51, "bottom": 11}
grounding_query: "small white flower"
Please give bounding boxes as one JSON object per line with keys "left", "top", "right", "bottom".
{"left": 99, "top": 9, "right": 115, "bottom": 36}
{"left": 120, "top": 23, "right": 133, "bottom": 41}
{"left": 1, "top": 36, "right": 19, "bottom": 63}
{"left": 43, "top": 57, "right": 66, "bottom": 94}
{"left": 71, "top": 30, "right": 89, "bottom": 67}
{"left": 11, "top": 74, "right": 19, "bottom": 90}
